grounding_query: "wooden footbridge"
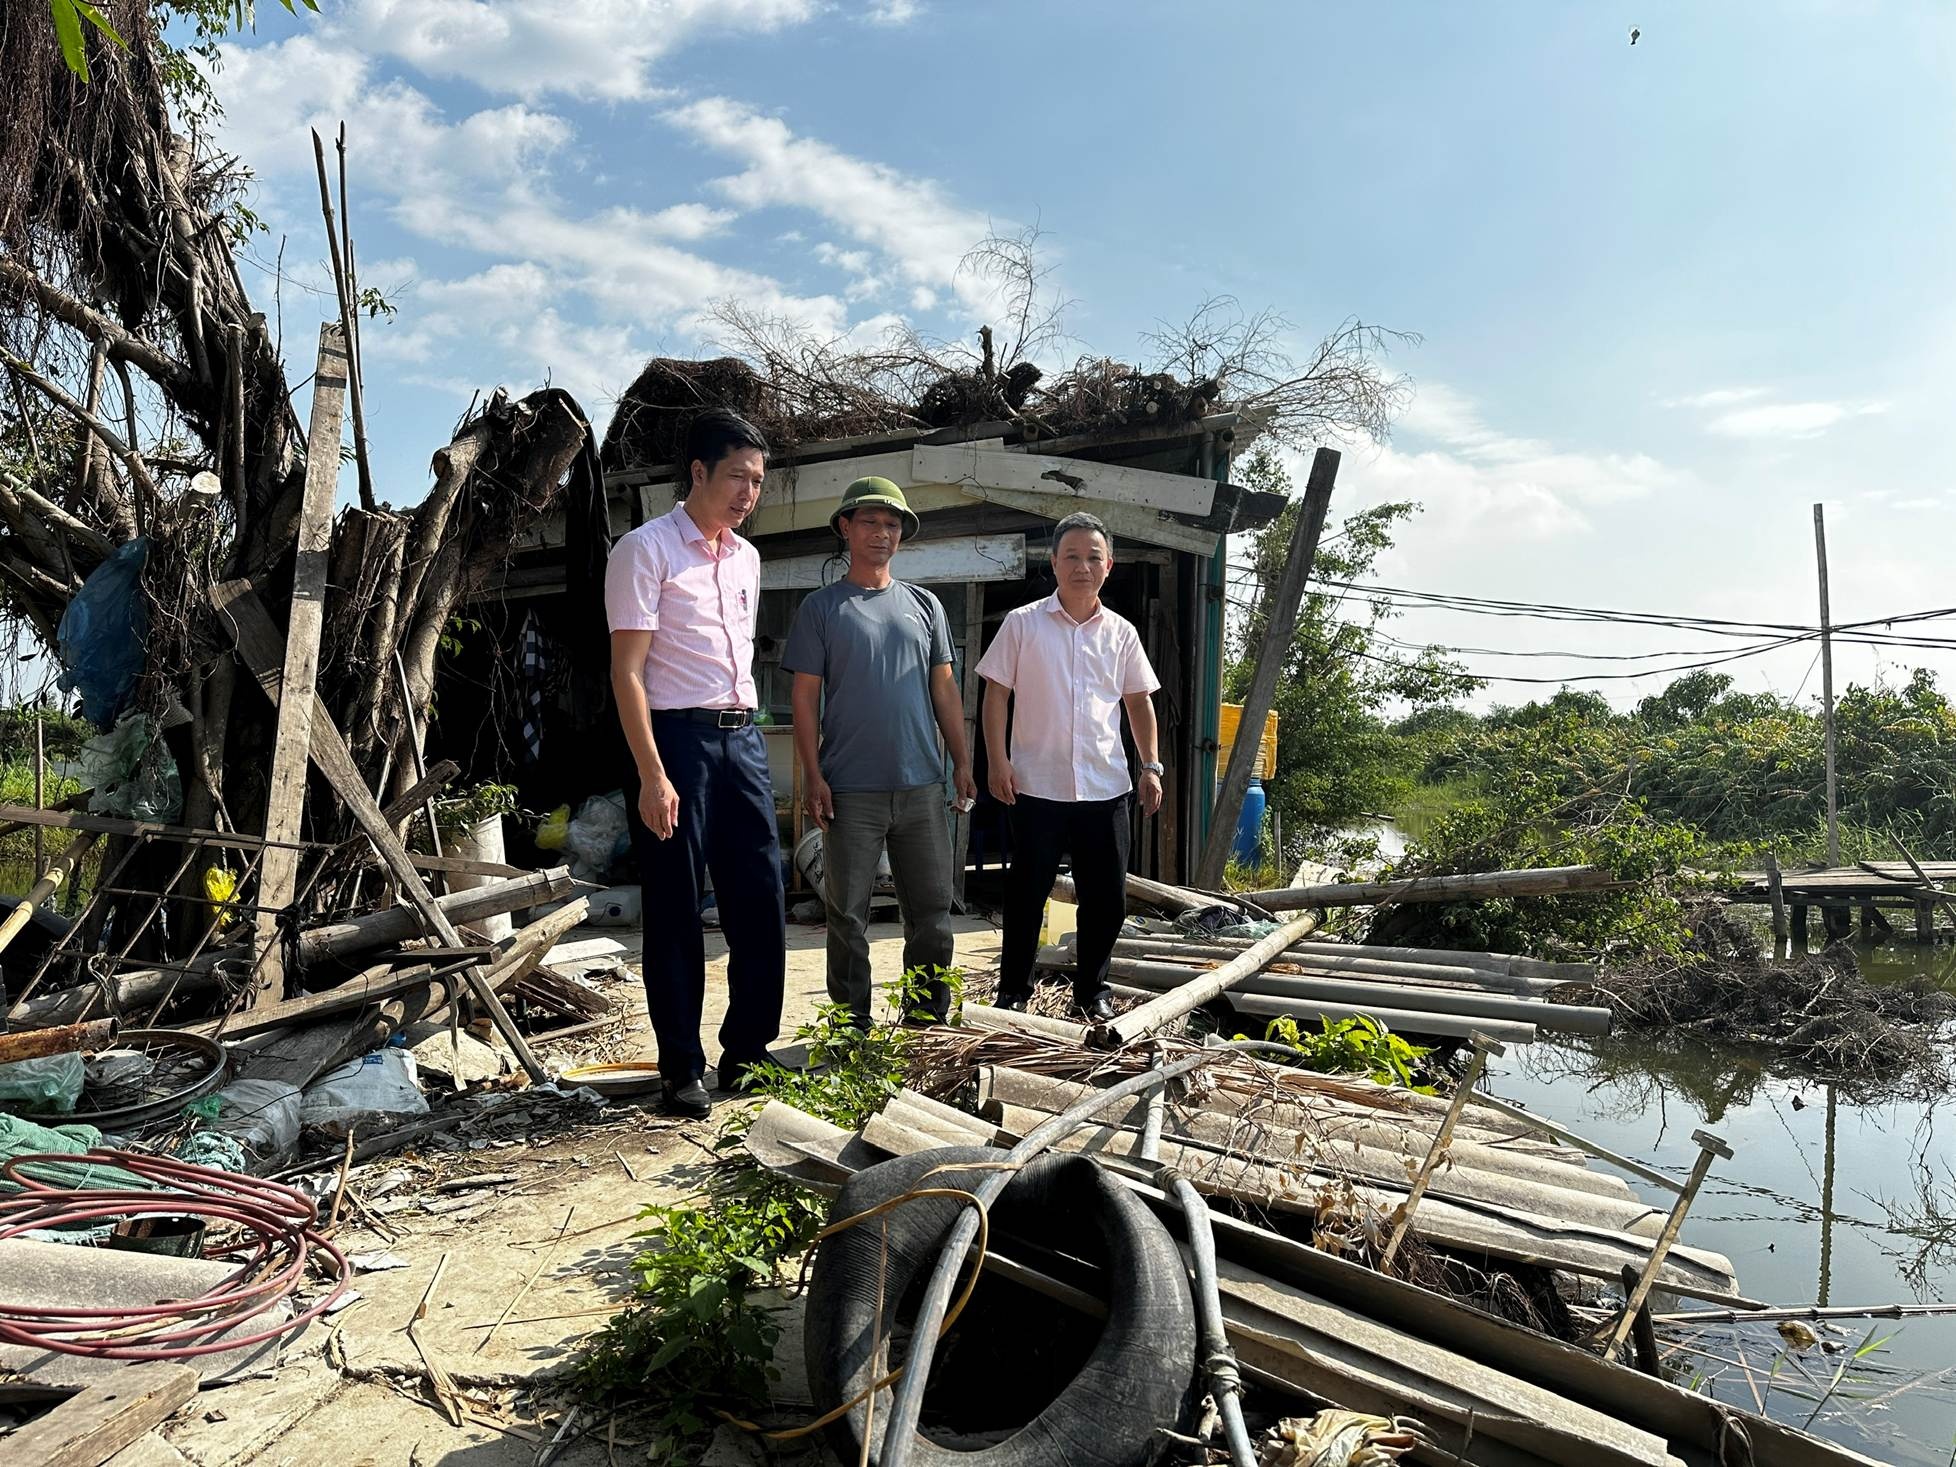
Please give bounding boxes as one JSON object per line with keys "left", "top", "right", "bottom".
{"left": 1730, "top": 859, "right": 1956, "bottom": 944}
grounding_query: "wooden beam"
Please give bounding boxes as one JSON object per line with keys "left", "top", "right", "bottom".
{"left": 1242, "top": 863, "right": 1617, "bottom": 910}
{"left": 1195, "top": 445, "right": 1336, "bottom": 890}
{"left": 250, "top": 322, "right": 349, "bottom": 1003}
{"left": 209, "top": 581, "right": 551, "bottom": 1082}
{"left": 758, "top": 533, "right": 1026, "bottom": 591}
{"left": 911, "top": 444, "right": 1218, "bottom": 516}
{"left": 955, "top": 481, "right": 1219, "bottom": 556}
{"left": 3, "top": 1364, "right": 198, "bottom": 1467}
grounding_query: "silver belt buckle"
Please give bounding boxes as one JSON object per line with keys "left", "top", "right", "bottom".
{"left": 717, "top": 708, "right": 747, "bottom": 729}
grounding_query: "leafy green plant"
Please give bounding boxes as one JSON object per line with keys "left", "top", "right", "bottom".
{"left": 1249, "top": 1013, "right": 1435, "bottom": 1091}
{"left": 433, "top": 781, "right": 517, "bottom": 834}
{"left": 576, "top": 965, "right": 957, "bottom": 1461}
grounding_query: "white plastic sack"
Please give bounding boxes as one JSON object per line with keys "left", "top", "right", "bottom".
{"left": 563, "top": 791, "right": 627, "bottom": 882}
{"left": 300, "top": 1048, "right": 429, "bottom": 1137}
{"left": 206, "top": 1078, "right": 303, "bottom": 1165}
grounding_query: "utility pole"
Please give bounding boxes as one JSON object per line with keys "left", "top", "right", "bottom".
{"left": 1813, "top": 504, "right": 1839, "bottom": 867}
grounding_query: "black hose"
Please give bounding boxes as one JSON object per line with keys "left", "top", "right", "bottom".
{"left": 1166, "top": 1171, "right": 1258, "bottom": 1467}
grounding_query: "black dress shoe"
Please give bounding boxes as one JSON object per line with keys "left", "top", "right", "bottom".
{"left": 1081, "top": 992, "right": 1118, "bottom": 1023}
{"left": 660, "top": 1076, "right": 711, "bottom": 1119}
{"left": 994, "top": 993, "right": 1029, "bottom": 1013}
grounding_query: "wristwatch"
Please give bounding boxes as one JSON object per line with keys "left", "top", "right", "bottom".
{"left": 1140, "top": 761, "right": 1164, "bottom": 775}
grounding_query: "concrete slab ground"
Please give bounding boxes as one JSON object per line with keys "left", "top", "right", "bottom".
{"left": 125, "top": 916, "right": 1003, "bottom": 1466}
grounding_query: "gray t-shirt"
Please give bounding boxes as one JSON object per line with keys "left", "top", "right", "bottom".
{"left": 782, "top": 579, "right": 954, "bottom": 792}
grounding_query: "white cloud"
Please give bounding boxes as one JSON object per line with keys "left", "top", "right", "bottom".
{"left": 667, "top": 97, "right": 994, "bottom": 311}
{"left": 865, "top": 0, "right": 922, "bottom": 22}
{"left": 1705, "top": 399, "right": 1889, "bottom": 440}
{"left": 338, "top": 0, "right": 818, "bottom": 101}
{"left": 1662, "top": 386, "right": 1767, "bottom": 410}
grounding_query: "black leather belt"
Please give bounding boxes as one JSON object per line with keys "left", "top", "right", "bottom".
{"left": 655, "top": 707, "right": 756, "bottom": 729}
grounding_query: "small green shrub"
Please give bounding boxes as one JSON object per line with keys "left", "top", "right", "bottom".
{"left": 1247, "top": 1013, "right": 1436, "bottom": 1092}
{"left": 575, "top": 965, "right": 959, "bottom": 1461}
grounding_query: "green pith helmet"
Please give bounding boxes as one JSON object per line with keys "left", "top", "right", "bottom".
{"left": 830, "top": 476, "right": 920, "bottom": 540}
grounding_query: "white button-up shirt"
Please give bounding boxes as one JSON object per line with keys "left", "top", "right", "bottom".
{"left": 976, "top": 593, "right": 1160, "bottom": 802}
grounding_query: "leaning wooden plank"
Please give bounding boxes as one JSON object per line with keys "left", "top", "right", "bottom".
{"left": 250, "top": 322, "right": 349, "bottom": 1005}
{"left": 187, "top": 961, "right": 443, "bottom": 1039}
{"left": 210, "top": 583, "right": 548, "bottom": 1082}
{"left": 3, "top": 1363, "right": 199, "bottom": 1467}
{"left": 295, "top": 867, "right": 572, "bottom": 966}
{"left": 912, "top": 443, "right": 1219, "bottom": 516}
{"left": 1242, "top": 865, "right": 1616, "bottom": 911}
{"left": 1091, "top": 909, "right": 1324, "bottom": 1048}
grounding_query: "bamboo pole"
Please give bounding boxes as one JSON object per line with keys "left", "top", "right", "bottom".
{"left": 0, "top": 830, "right": 97, "bottom": 960}
{"left": 1814, "top": 504, "right": 1838, "bottom": 868}
{"left": 1241, "top": 864, "right": 1615, "bottom": 911}
{"left": 1091, "top": 909, "right": 1322, "bottom": 1049}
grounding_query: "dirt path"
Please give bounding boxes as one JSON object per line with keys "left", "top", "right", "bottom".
{"left": 144, "top": 917, "right": 1003, "bottom": 1466}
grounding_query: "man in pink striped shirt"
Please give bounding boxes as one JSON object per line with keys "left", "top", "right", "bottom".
{"left": 605, "top": 410, "right": 784, "bottom": 1118}
{"left": 978, "top": 511, "right": 1163, "bottom": 1021}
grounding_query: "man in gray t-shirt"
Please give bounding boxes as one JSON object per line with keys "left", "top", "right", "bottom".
{"left": 784, "top": 478, "right": 977, "bottom": 1026}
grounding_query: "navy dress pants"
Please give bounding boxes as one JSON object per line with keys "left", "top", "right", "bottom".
{"left": 627, "top": 717, "right": 786, "bottom": 1082}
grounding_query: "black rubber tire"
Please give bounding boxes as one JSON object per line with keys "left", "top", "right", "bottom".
{"left": 804, "top": 1145, "right": 1197, "bottom": 1467}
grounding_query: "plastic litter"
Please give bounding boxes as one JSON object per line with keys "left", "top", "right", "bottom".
{"left": 535, "top": 803, "right": 570, "bottom": 851}
{"left": 56, "top": 535, "right": 148, "bottom": 729}
{"left": 79, "top": 711, "right": 184, "bottom": 823}
{"left": 172, "top": 1130, "right": 249, "bottom": 1173}
{"left": 300, "top": 1047, "right": 429, "bottom": 1137}
{"left": 85, "top": 1049, "right": 156, "bottom": 1091}
{"left": 194, "top": 1078, "right": 303, "bottom": 1167}
{"left": 562, "top": 790, "right": 628, "bottom": 882}
{"left": 0, "top": 1052, "right": 86, "bottom": 1114}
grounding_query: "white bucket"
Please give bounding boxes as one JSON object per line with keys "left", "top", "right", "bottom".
{"left": 447, "top": 815, "right": 513, "bottom": 940}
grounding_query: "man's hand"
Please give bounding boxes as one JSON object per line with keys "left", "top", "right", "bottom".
{"left": 952, "top": 762, "right": 978, "bottom": 810}
{"left": 805, "top": 772, "right": 836, "bottom": 832}
{"left": 1136, "top": 769, "right": 1163, "bottom": 817}
{"left": 639, "top": 770, "right": 680, "bottom": 840}
{"left": 988, "top": 758, "right": 1019, "bottom": 806}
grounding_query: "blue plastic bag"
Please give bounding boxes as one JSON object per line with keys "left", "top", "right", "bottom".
{"left": 57, "top": 537, "right": 148, "bottom": 730}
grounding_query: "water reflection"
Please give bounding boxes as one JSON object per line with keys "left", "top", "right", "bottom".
{"left": 1498, "top": 1018, "right": 1956, "bottom": 1464}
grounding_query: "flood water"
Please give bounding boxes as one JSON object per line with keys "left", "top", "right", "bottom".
{"left": 1492, "top": 945, "right": 1956, "bottom": 1464}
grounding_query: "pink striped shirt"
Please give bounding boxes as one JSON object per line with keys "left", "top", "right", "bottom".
{"left": 604, "top": 503, "right": 759, "bottom": 710}
{"left": 976, "top": 593, "right": 1160, "bottom": 802}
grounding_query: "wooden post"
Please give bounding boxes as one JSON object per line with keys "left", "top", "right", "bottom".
{"left": 1765, "top": 852, "right": 1788, "bottom": 956}
{"left": 1791, "top": 902, "right": 1810, "bottom": 951}
{"left": 1856, "top": 900, "right": 1874, "bottom": 939}
{"left": 213, "top": 581, "right": 551, "bottom": 1082}
{"left": 1919, "top": 900, "right": 1936, "bottom": 945}
{"left": 1604, "top": 1129, "right": 1733, "bottom": 1359}
{"left": 250, "top": 322, "right": 347, "bottom": 1004}
{"left": 1380, "top": 1032, "right": 1505, "bottom": 1270}
{"left": 1194, "top": 446, "right": 1337, "bottom": 891}
{"left": 1813, "top": 504, "right": 1839, "bottom": 868}
{"left": 32, "top": 710, "right": 44, "bottom": 881}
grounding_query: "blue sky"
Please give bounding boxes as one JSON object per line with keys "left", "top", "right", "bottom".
{"left": 207, "top": 1, "right": 1956, "bottom": 707}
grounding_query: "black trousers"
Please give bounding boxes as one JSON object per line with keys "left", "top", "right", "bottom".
{"left": 626, "top": 717, "right": 785, "bottom": 1082}
{"left": 998, "top": 793, "right": 1130, "bottom": 1005}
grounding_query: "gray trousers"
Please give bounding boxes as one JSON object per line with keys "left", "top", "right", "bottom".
{"left": 823, "top": 785, "right": 955, "bottom": 1024}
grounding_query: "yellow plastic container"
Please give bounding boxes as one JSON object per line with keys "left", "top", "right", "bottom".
{"left": 1041, "top": 897, "right": 1079, "bottom": 948}
{"left": 1219, "top": 703, "right": 1279, "bottom": 779}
